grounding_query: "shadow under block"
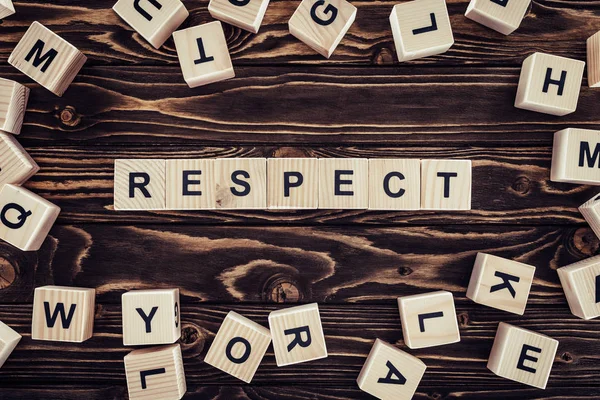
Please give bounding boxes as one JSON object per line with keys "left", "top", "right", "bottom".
{"left": 515, "top": 52, "right": 585, "bottom": 116}
{"left": 0, "top": 0, "right": 15, "bottom": 19}
{"left": 114, "top": 159, "right": 166, "bottom": 210}
{"left": 204, "top": 311, "right": 271, "bottom": 383}
{"left": 208, "top": 0, "right": 270, "bottom": 33}
{"left": 288, "top": 0, "right": 357, "bottom": 58}
{"left": 487, "top": 322, "right": 558, "bottom": 389}
{"left": 420, "top": 159, "right": 471, "bottom": 210}
{"left": 467, "top": 252, "right": 536, "bottom": 315}
{"left": 166, "top": 159, "right": 215, "bottom": 209}
{"left": 0, "top": 321, "right": 21, "bottom": 368}
{"left": 398, "top": 290, "right": 460, "bottom": 349}
{"left": 318, "top": 158, "right": 368, "bottom": 209}
{"left": 173, "top": 21, "right": 235, "bottom": 88}
{"left": 551, "top": 128, "right": 600, "bottom": 185}
{"left": 368, "top": 158, "right": 420, "bottom": 210}
{"left": 557, "top": 255, "right": 600, "bottom": 320}
{"left": 356, "top": 339, "right": 427, "bottom": 400}
{"left": 31, "top": 286, "right": 95, "bottom": 343}
{"left": 269, "top": 303, "right": 327, "bottom": 367}
{"left": 122, "top": 289, "right": 181, "bottom": 346}
{"left": 267, "top": 158, "right": 319, "bottom": 209}
{"left": 389, "top": 0, "right": 454, "bottom": 62}
{"left": 8, "top": 22, "right": 87, "bottom": 97}
{"left": 465, "top": 0, "right": 530, "bottom": 35}
{"left": 588, "top": 31, "right": 600, "bottom": 88}
{"left": 580, "top": 192, "right": 600, "bottom": 240}
{"left": 0, "top": 132, "right": 39, "bottom": 186}
{"left": 214, "top": 158, "right": 266, "bottom": 209}
{"left": 0, "top": 78, "right": 29, "bottom": 135}
{"left": 124, "top": 344, "right": 186, "bottom": 400}
{"left": 113, "top": 0, "right": 188, "bottom": 49}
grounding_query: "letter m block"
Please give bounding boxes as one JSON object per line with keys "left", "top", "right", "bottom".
{"left": 551, "top": 128, "right": 600, "bottom": 185}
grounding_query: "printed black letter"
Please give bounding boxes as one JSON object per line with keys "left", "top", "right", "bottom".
{"left": 437, "top": 172, "right": 457, "bottom": 198}
{"left": 44, "top": 302, "right": 77, "bottom": 329}
{"left": 418, "top": 311, "right": 444, "bottom": 332}
{"left": 140, "top": 368, "right": 166, "bottom": 389}
{"left": 383, "top": 172, "right": 405, "bottom": 198}
{"left": 542, "top": 68, "right": 567, "bottom": 96}
{"left": 25, "top": 40, "right": 58, "bottom": 73}
{"left": 284, "top": 326, "right": 312, "bottom": 352}
{"left": 134, "top": 0, "right": 163, "bottom": 21}
{"left": 225, "top": 337, "right": 251, "bottom": 364}
{"left": 377, "top": 361, "right": 407, "bottom": 385}
{"left": 136, "top": 307, "right": 159, "bottom": 333}
{"left": 129, "top": 172, "right": 151, "bottom": 198}
{"left": 310, "top": 0, "right": 338, "bottom": 26}
{"left": 517, "top": 344, "right": 541, "bottom": 373}
{"left": 194, "top": 38, "right": 215, "bottom": 65}
{"left": 230, "top": 170, "right": 251, "bottom": 196}
{"left": 229, "top": 0, "right": 251, "bottom": 5}
{"left": 578, "top": 141, "right": 600, "bottom": 168}
{"left": 284, "top": 172, "right": 304, "bottom": 197}
{"left": 183, "top": 170, "right": 202, "bottom": 196}
{"left": 412, "top": 13, "right": 437, "bottom": 35}
{"left": 335, "top": 170, "right": 354, "bottom": 196}
{"left": 490, "top": 271, "right": 520, "bottom": 298}
{"left": 0, "top": 203, "right": 32, "bottom": 229}
{"left": 596, "top": 274, "right": 600, "bottom": 303}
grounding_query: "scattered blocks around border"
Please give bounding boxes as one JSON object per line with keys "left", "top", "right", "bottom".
{"left": 0, "top": 0, "right": 15, "bottom": 19}
{"left": 209, "top": 0, "right": 270, "bottom": 33}
{"left": 0, "top": 78, "right": 29, "bottom": 135}
{"left": 0, "top": 132, "right": 39, "bottom": 186}
{"left": 465, "top": 0, "right": 530, "bottom": 35}
{"left": 166, "top": 159, "right": 215, "bottom": 210}
{"left": 487, "top": 322, "right": 558, "bottom": 389}
{"left": 267, "top": 158, "right": 319, "bottom": 209}
{"left": 0, "top": 321, "right": 21, "bottom": 368}
{"left": 114, "top": 159, "right": 166, "bottom": 210}
{"left": 588, "top": 31, "right": 600, "bottom": 88}
{"left": 551, "top": 128, "right": 600, "bottom": 185}
{"left": 215, "top": 158, "right": 267, "bottom": 209}
{"left": 580, "top": 192, "right": 600, "bottom": 240}
{"left": 420, "top": 159, "right": 471, "bottom": 210}
{"left": 368, "top": 158, "right": 420, "bottom": 210}
{"left": 557, "top": 254, "right": 600, "bottom": 320}
{"left": 318, "top": 158, "right": 368, "bottom": 209}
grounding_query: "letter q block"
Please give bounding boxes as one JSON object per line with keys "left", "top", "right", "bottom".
{"left": 421, "top": 159, "right": 471, "bottom": 210}
{"left": 465, "top": 0, "right": 530, "bottom": 35}
{"left": 551, "top": 128, "right": 600, "bottom": 185}
{"left": 0, "top": 78, "right": 29, "bottom": 135}
{"left": 114, "top": 159, "right": 166, "bottom": 210}
{"left": 557, "top": 255, "right": 600, "bottom": 320}
{"left": 0, "top": 321, "right": 21, "bottom": 368}
{"left": 209, "top": 0, "right": 270, "bottom": 33}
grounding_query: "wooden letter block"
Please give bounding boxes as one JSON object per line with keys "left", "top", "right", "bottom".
{"left": 420, "top": 159, "right": 471, "bottom": 210}
{"left": 588, "top": 31, "right": 600, "bottom": 88}
{"left": 0, "top": 78, "right": 29, "bottom": 135}
{"left": 209, "top": 0, "right": 270, "bottom": 33}
{"left": 31, "top": 285, "right": 95, "bottom": 342}
{"left": 8, "top": 22, "right": 87, "bottom": 97}
{"left": 318, "top": 158, "right": 368, "bottom": 209}
{"left": 267, "top": 158, "right": 318, "bottom": 209}
{"left": 465, "top": 0, "right": 529, "bottom": 35}
{"left": 398, "top": 290, "right": 460, "bottom": 349}
{"left": 114, "top": 159, "right": 166, "bottom": 210}
{"left": 124, "top": 344, "right": 186, "bottom": 400}
{"left": 515, "top": 52, "right": 585, "bottom": 116}
{"left": 0, "top": 0, "right": 15, "bottom": 19}
{"left": 357, "top": 339, "right": 426, "bottom": 400}
{"left": 368, "top": 159, "right": 420, "bottom": 210}
{"left": 269, "top": 303, "right": 327, "bottom": 366}
{"left": 122, "top": 289, "right": 181, "bottom": 346}
{"left": 173, "top": 22, "right": 235, "bottom": 88}
{"left": 551, "top": 128, "right": 600, "bottom": 185}
{"left": 0, "top": 321, "right": 21, "bottom": 368}
{"left": 580, "top": 192, "right": 600, "bottom": 239}
{"left": 214, "top": 158, "right": 266, "bottom": 209}
{"left": 467, "top": 252, "right": 535, "bottom": 315}
{"left": 487, "top": 322, "right": 558, "bottom": 389}
{"left": 389, "top": 0, "right": 454, "bottom": 62}
{"left": 204, "top": 311, "right": 271, "bottom": 383}
{"left": 288, "top": 0, "right": 357, "bottom": 58}
{"left": 0, "top": 132, "right": 39, "bottom": 186}
{"left": 557, "top": 255, "right": 600, "bottom": 320}
{"left": 166, "top": 159, "right": 215, "bottom": 209}
{"left": 0, "top": 184, "right": 60, "bottom": 251}
{"left": 113, "top": 0, "right": 188, "bottom": 49}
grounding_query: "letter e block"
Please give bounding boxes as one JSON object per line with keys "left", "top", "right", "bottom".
{"left": 551, "top": 128, "right": 600, "bottom": 185}
{"left": 0, "top": 0, "right": 15, "bottom": 19}
{"left": 268, "top": 158, "right": 319, "bottom": 209}
{"left": 557, "top": 254, "right": 600, "bottom": 320}
{"left": 368, "top": 159, "right": 420, "bottom": 210}
{"left": 0, "top": 321, "right": 21, "bottom": 368}
{"left": 114, "top": 159, "right": 166, "bottom": 210}
{"left": 318, "top": 158, "right": 368, "bottom": 209}
{"left": 0, "top": 78, "right": 29, "bottom": 135}
{"left": 465, "top": 0, "right": 530, "bottom": 35}
{"left": 0, "top": 133, "right": 39, "bottom": 186}
{"left": 421, "top": 159, "right": 471, "bottom": 210}
{"left": 587, "top": 31, "right": 600, "bottom": 88}
{"left": 209, "top": 0, "right": 270, "bottom": 33}
{"left": 166, "top": 159, "right": 215, "bottom": 209}
{"left": 215, "top": 158, "right": 266, "bottom": 209}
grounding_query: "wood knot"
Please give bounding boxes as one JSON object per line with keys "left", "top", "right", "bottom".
{"left": 0, "top": 257, "right": 16, "bottom": 289}
{"left": 560, "top": 352, "right": 574, "bottom": 363}
{"left": 572, "top": 227, "right": 599, "bottom": 257}
{"left": 397, "top": 266, "right": 413, "bottom": 276}
{"left": 179, "top": 324, "right": 207, "bottom": 355}
{"left": 457, "top": 312, "right": 469, "bottom": 327}
{"left": 373, "top": 47, "right": 394, "bottom": 65}
{"left": 58, "top": 106, "right": 81, "bottom": 127}
{"left": 271, "top": 147, "right": 309, "bottom": 158}
{"left": 263, "top": 275, "right": 303, "bottom": 303}
{"left": 181, "top": 325, "right": 200, "bottom": 345}
{"left": 429, "top": 392, "right": 443, "bottom": 400}
{"left": 511, "top": 176, "right": 531, "bottom": 195}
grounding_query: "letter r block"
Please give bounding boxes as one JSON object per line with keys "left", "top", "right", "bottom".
{"left": 114, "top": 159, "right": 166, "bottom": 210}
{"left": 209, "top": 0, "right": 271, "bottom": 33}
{"left": 0, "top": 321, "right": 21, "bottom": 368}
{"left": 557, "top": 254, "right": 600, "bottom": 320}
{"left": 551, "top": 128, "right": 600, "bottom": 185}
{"left": 420, "top": 159, "right": 471, "bottom": 210}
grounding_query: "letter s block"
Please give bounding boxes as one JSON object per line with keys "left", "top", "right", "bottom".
{"left": 0, "top": 321, "right": 21, "bottom": 368}
{"left": 0, "top": 78, "right": 29, "bottom": 135}
{"left": 551, "top": 128, "right": 600, "bottom": 185}
{"left": 557, "top": 254, "right": 600, "bottom": 320}
{"left": 114, "top": 159, "right": 166, "bottom": 210}
{"left": 214, "top": 158, "right": 266, "bottom": 209}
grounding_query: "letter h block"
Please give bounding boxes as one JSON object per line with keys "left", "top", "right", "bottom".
{"left": 420, "top": 159, "right": 471, "bottom": 210}
{"left": 0, "top": 321, "right": 21, "bottom": 368}
{"left": 114, "top": 159, "right": 166, "bottom": 210}
{"left": 209, "top": 0, "right": 271, "bottom": 33}
{"left": 551, "top": 128, "right": 600, "bottom": 185}
{"left": 465, "top": 0, "right": 530, "bottom": 35}
{"left": 557, "top": 254, "right": 600, "bottom": 320}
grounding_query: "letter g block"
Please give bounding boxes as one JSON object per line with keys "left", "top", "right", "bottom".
{"left": 551, "top": 128, "right": 600, "bottom": 185}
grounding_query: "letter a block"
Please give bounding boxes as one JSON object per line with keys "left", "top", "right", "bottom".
{"left": 0, "top": 0, "right": 15, "bottom": 20}
{"left": 551, "top": 128, "right": 600, "bottom": 185}
{"left": 31, "top": 286, "right": 95, "bottom": 342}
{"left": 0, "top": 132, "right": 39, "bottom": 186}
{"left": 267, "top": 158, "right": 319, "bottom": 209}
{"left": 114, "top": 159, "right": 166, "bottom": 210}
{"left": 166, "top": 159, "right": 215, "bottom": 209}
{"left": 122, "top": 289, "right": 181, "bottom": 346}
{"left": 580, "top": 193, "right": 600, "bottom": 240}
{"left": 124, "top": 344, "right": 187, "bottom": 400}
{"left": 421, "top": 159, "right": 471, "bottom": 210}
{"left": 8, "top": 22, "right": 87, "bottom": 97}
{"left": 465, "top": 0, "right": 530, "bottom": 35}
{"left": 209, "top": 0, "right": 270, "bottom": 33}
{"left": 488, "top": 322, "right": 558, "bottom": 389}
{"left": 269, "top": 303, "right": 327, "bottom": 366}
{"left": 318, "top": 158, "right": 368, "bottom": 209}
{"left": 214, "top": 158, "right": 266, "bottom": 209}
{"left": 587, "top": 31, "right": 600, "bottom": 88}
{"left": 557, "top": 255, "right": 600, "bottom": 320}
{"left": 0, "top": 78, "right": 29, "bottom": 135}
{"left": 204, "top": 311, "right": 271, "bottom": 383}
{"left": 368, "top": 159, "right": 420, "bottom": 210}
{"left": 0, "top": 321, "right": 21, "bottom": 368}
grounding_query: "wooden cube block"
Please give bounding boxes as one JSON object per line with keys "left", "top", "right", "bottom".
{"left": 173, "top": 22, "right": 235, "bottom": 88}
{"left": 515, "top": 52, "right": 585, "bottom": 116}
{"left": 269, "top": 303, "right": 327, "bottom": 366}
{"left": 267, "top": 158, "right": 319, "bottom": 209}
{"left": 166, "top": 159, "right": 215, "bottom": 210}
{"left": 0, "top": 0, "right": 15, "bottom": 19}
{"left": 113, "top": 0, "right": 188, "bottom": 49}
{"left": 420, "top": 159, "right": 471, "bottom": 210}
{"left": 487, "top": 322, "right": 558, "bottom": 389}
{"left": 318, "top": 158, "right": 368, "bottom": 209}
{"left": 0, "top": 132, "right": 39, "bottom": 186}
{"left": 124, "top": 344, "right": 187, "bottom": 400}
{"left": 580, "top": 192, "right": 600, "bottom": 239}
{"left": 467, "top": 252, "right": 536, "bottom": 315}
{"left": 368, "top": 159, "right": 420, "bottom": 210}
{"left": 0, "top": 184, "right": 60, "bottom": 251}
{"left": 0, "top": 321, "right": 21, "bottom": 368}
{"left": 587, "top": 31, "right": 600, "bottom": 88}
{"left": 31, "top": 285, "right": 95, "bottom": 342}
{"left": 114, "top": 159, "right": 166, "bottom": 210}
{"left": 8, "top": 22, "right": 87, "bottom": 97}
{"left": 465, "top": 0, "right": 530, "bottom": 35}
{"left": 288, "top": 0, "right": 357, "bottom": 58}
{"left": 389, "top": 0, "right": 454, "bottom": 62}
{"left": 356, "top": 339, "right": 427, "bottom": 400}
{"left": 122, "top": 289, "right": 181, "bottom": 346}
{"left": 204, "top": 311, "right": 271, "bottom": 383}
{"left": 209, "top": 0, "right": 270, "bottom": 33}
{"left": 551, "top": 128, "right": 600, "bottom": 185}
{"left": 0, "top": 78, "right": 29, "bottom": 135}
{"left": 557, "top": 255, "right": 600, "bottom": 320}
{"left": 214, "top": 158, "right": 266, "bottom": 209}
{"left": 398, "top": 290, "right": 460, "bottom": 349}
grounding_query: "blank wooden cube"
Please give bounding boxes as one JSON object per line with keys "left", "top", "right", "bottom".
{"left": 421, "top": 159, "right": 471, "bottom": 210}
{"left": 214, "top": 158, "right": 266, "bottom": 209}
{"left": 8, "top": 22, "right": 87, "bottom": 97}
{"left": 368, "top": 159, "right": 420, "bottom": 210}
{"left": 114, "top": 159, "right": 166, "bottom": 210}
{"left": 209, "top": 0, "right": 270, "bottom": 33}
{"left": 551, "top": 128, "right": 600, "bottom": 185}
{"left": 357, "top": 339, "right": 426, "bottom": 400}
{"left": 465, "top": 0, "right": 530, "bottom": 35}
{"left": 113, "top": 0, "right": 188, "bottom": 49}
{"left": 515, "top": 52, "right": 585, "bottom": 116}
{"left": 487, "top": 322, "right": 558, "bottom": 389}
{"left": 124, "top": 344, "right": 186, "bottom": 400}
{"left": 269, "top": 303, "right": 327, "bottom": 366}
{"left": 267, "top": 158, "right": 318, "bottom": 209}
{"left": 318, "top": 158, "right": 368, "bottom": 209}
{"left": 31, "top": 285, "right": 95, "bottom": 343}
{"left": 587, "top": 31, "right": 600, "bottom": 88}
{"left": 204, "top": 311, "right": 271, "bottom": 383}
{"left": 389, "top": 0, "right": 454, "bottom": 62}
{"left": 0, "top": 0, "right": 15, "bottom": 19}
{"left": 398, "top": 290, "right": 460, "bottom": 349}
{"left": 0, "top": 133, "right": 39, "bottom": 186}
{"left": 0, "top": 184, "right": 60, "bottom": 251}
{"left": 467, "top": 252, "right": 535, "bottom": 315}
{"left": 288, "top": 0, "right": 356, "bottom": 58}
{"left": 557, "top": 255, "right": 600, "bottom": 320}
{"left": 580, "top": 192, "right": 600, "bottom": 239}
{"left": 173, "top": 22, "right": 235, "bottom": 88}
{"left": 122, "top": 289, "right": 181, "bottom": 346}
{"left": 0, "top": 321, "right": 21, "bottom": 368}
{"left": 0, "top": 78, "right": 29, "bottom": 135}
{"left": 166, "top": 159, "right": 215, "bottom": 210}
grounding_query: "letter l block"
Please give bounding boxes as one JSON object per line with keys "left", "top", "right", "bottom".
{"left": 551, "top": 128, "right": 600, "bottom": 185}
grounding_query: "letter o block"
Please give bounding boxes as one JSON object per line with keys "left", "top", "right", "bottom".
{"left": 551, "top": 128, "right": 600, "bottom": 185}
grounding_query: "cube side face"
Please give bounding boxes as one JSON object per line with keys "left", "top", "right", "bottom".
{"left": 208, "top": 0, "right": 270, "bottom": 33}
{"left": 587, "top": 31, "right": 600, "bottom": 88}
{"left": 550, "top": 128, "right": 600, "bottom": 184}
{"left": 0, "top": 321, "right": 21, "bottom": 368}
{"left": 214, "top": 158, "right": 267, "bottom": 209}
{"left": 557, "top": 258, "right": 600, "bottom": 320}
{"left": 579, "top": 193, "right": 600, "bottom": 239}
{"left": 114, "top": 159, "right": 166, "bottom": 210}
{"left": 420, "top": 159, "right": 471, "bottom": 210}
{"left": 318, "top": 158, "right": 369, "bottom": 209}
{"left": 166, "top": 159, "right": 216, "bottom": 210}
{"left": 368, "top": 159, "right": 421, "bottom": 210}
{"left": 0, "top": 132, "right": 39, "bottom": 186}
{"left": 0, "top": 78, "right": 29, "bottom": 135}
{"left": 267, "top": 158, "right": 319, "bottom": 209}
{"left": 465, "top": 0, "right": 529, "bottom": 35}
{"left": 0, "top": 0, "right": 15, "bottom": 19}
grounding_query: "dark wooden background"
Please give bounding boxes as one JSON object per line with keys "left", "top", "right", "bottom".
{"left": 0, "top": 0, "right": 600, "bottom": 398}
